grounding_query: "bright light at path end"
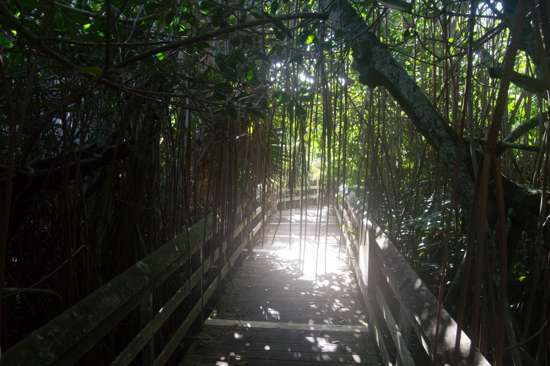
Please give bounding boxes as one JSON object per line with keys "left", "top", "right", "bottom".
{"left": 261, "top": 206, "right": 348, "bottom": 281}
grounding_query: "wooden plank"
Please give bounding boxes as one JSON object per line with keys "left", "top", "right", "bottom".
{"left": 366, "top": 303, "right": 393, "bottom": 366}
{"left": 153, "top": 274, "right": 219, "bottom": 366}
{"left": 215, "top": 251, "right": 365, "bottom": 324}
{"left": 277, "top": 195, "right": 320, "bottom": 209}
{"left": 183, "top": 324, "right": 380, "bottom": 365}
{"left": 1, "top": 213, "right": 215, "bottom": 366}
{"left": 185, "top": 349, "right": 372, "bottom": 364}
{"left": 334, "top": 203, "right": 392, "bottom": 366}
{"left": 214, "top": 295, "right": 366, "bottom": 324}
{"left": 183, "top": 355, "right": 376, "bottom": 366}
{"left": 342, "top": 196, "right": 490, "bottom": 366}
{"left": 370, "top": 238, "right": 478, "bottom": 365}
{"left": 220, "top": 288, "right": 360, "bottom": 308}
{"left": 114, "top": 232, "right": 231, "bottom": 366}
{"left": 111, "top": 266, "right": 202, "bottom": 366}
{"left": 219, "top": 293, "right": 359, "bottom": 304}
{"left": 183, "top": 204, "right": 381, "bottom": 366}
{"left": 139, "top": 291, "right": 155, "bottom": 365}
{"left": 204, "top": 319, "right": 369, "bottom": 333}
{"left": 375, "top": 286, "right": 415, "bottom": 366}
{"left": 154, "top": 206, "right": 264, "bottom": 366}
{"left": 188, "top": 324, "right": 372, "bottom": 342}
{"left": 210, "top": 314, "right": 364, "bottom": 327}
{"left": 186, "top": 337, "right": 364, "bottom": 354}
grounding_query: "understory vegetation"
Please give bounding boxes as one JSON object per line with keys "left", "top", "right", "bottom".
{"left": 1, "top": 0, "right": 549, "bottom": 364}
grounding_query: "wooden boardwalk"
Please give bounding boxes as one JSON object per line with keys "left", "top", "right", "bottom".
{"left": 181, "top": 206, "right": 382, "bottom": 365}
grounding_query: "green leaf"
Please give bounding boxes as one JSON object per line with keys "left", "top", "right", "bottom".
{"left": 82, "top": 23, "right": 92, "bottom": 31}
{"left": 199, "top": 0, "right": 210, "bottom": 16}
{"left": 79, "top": 66, "right": 103, "bottom": 77}
{"left": 0, "top": 34, "right": 14, "bottom": 48}
{"left": 228, "top": 14, "right": 237, "bottom": 25}
{"left": 155, "top": 52, "right": 165, "bottom": 61}
{"left": 271, "top": 0, "right": 279, "bottom": 14}
{"left": 305, "top": 34, "right": 315, "bottom": 45}
{"left": 245, "top": 68, "right": 254, "bottom": 81}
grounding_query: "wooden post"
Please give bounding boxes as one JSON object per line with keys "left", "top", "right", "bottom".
{"left": 139, "top": 291, "right": 155, "bottom": 365}
{"left": 398, "top": 301, "right": 431, "bottom": 365}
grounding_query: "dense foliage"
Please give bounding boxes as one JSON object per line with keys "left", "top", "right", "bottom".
{"left": 1, "top": 0, "right": 549, "bottom": 364}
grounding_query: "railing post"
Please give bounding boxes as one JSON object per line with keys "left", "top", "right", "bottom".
{"left": 365, "top": 226, "right": 376, "bottom": 295}
{"left": 397, "top": 303, "right": 431, "bottom": 365}
{"left": 139, "top": 291, "right": 155, "bottom": 365}
{"left": 365, "top": 227, "right": 392, "bottom": 366}
{"left": 246, "top": 203, "right": 252, "bottom": 250}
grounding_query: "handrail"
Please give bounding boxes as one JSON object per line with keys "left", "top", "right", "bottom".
{"left": 335, "top": 195, "right": 491, "bottom": 366}
{"left": 3, "top": 190, "right": 488, "bottom": 366}
{"left": 1, "top": 199, "right": 271, "bottom": 366}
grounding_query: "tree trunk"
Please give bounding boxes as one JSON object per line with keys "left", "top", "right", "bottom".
{"left": 322, "top": 0, "right": 475, "bottom": 215}
{"left": 322, "top": 0, "right": 545, "bottom": 238}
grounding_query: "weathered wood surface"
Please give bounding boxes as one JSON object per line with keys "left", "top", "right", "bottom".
{"left": 1, "top": 213, "right": 216, "bottom": 366}
{"left": 336, "top": 195, "right": 491, "bottom": 366}
{"left": 1, "top": 200, "right": 269, "bottom": 366}
{"left": 182, "top": 326, "right": 381, "bottom": 366}
{"left": 153, "top": 204, "right": 267, "bottom": 366}
{"left": 180, "top": 206, "right": 382, "bottom": 365}
{"left": 277, "top": 194, "right": 321, "bottom": 210}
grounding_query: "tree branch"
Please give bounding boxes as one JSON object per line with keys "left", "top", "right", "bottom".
{"left": 503, "top": 115, "right": 546, "bottom": 143}
{"left": 4, "top": 142, "right": 130, "bottom": 199}
{"left": 488, "top": 66, "right": 548, "bottom": 94}
{"left": 113, "top": 12, "right": 327, "bottom": 69}
{"left": 323, "top": 0, "right": 475, "bottom": 214}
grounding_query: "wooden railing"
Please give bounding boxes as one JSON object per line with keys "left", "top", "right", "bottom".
{"left": 335, "top": 195, "right": 491, "bottom": 366}
{"left": 3, "top": 187, "right": 491, "bottom": 366}
{"left": 2, "top": 199, "right": 272, "bottom": 366}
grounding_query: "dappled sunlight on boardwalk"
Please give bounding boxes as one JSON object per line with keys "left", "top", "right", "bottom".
{"left": 262, "top": 206, "right": 348, "bottom": 282}
{"left": 181, "top": 206, "right": 381, "bottom": 365}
